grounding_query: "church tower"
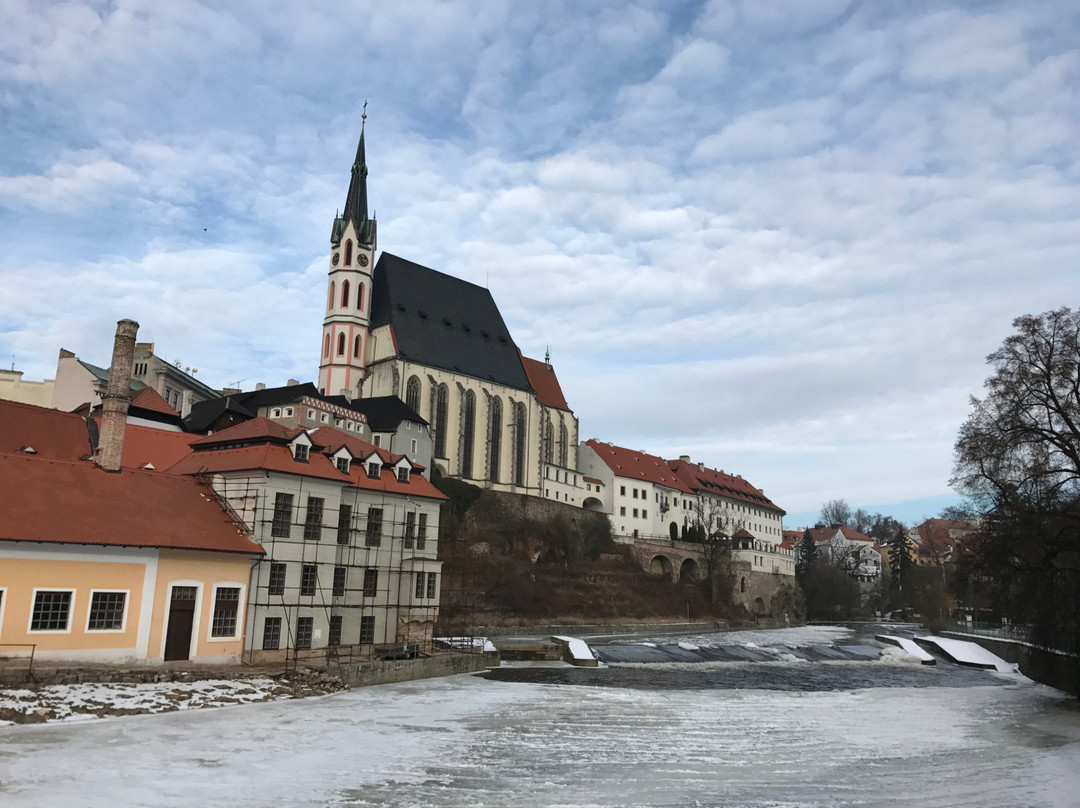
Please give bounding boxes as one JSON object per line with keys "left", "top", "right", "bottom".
{"left": 319, "top": 113, "right": 377, "bottom": 398}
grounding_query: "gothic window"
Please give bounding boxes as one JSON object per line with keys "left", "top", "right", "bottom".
{"left": 344, "top": 240, "right": 353, "bottom": 266}
{"left": 341, "top": 280, "right": 350, "bottom": 308}
{"left": 544, "top": 417, "right": 554, "bottom": 464}
{"left": 405, "top": 376, "right": 421, "bottom": 413}
{"left": 323, "top": 334, "right": 330, "bottom": 358}
{"left": 488, "top": 396, "right": 502, "bottom": 482}
{"left": 433, "top": 383, "right": 449, "bottom": 459}
{"left": 337, "top": 333, "right": 346, "bottom": 356}
{"left": 559, "top": 420, "right": 569, "bottom": 467}
{"left": 460, "top": 389, "right": 476, "bottom": 478}
{"left": 512, "top": 401, "right": 527, "bottom": 487}
{"left": 328, "top": 281, "right": 335, "bottom": 310}
{"left": 357, "top": 283, "right": 365, "bottom": 310}
{"left": 353, "top": 335, "right": 361, "bottom": 358}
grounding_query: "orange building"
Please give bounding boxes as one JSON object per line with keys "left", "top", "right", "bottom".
{"left": 0, "top": 403, "right": 263, "bottom": 665}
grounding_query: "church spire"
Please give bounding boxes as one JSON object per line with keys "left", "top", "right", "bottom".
{"left": 332, "top": 103, "right": 376, "bottom": 248}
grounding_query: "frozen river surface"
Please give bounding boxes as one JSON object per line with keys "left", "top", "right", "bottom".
{"left": 2, "top": 624, "right": 1079, "bottom": 807}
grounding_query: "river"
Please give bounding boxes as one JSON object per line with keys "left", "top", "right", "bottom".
{"left": 1, "top": 623, "right": 1077, "bottom": 807}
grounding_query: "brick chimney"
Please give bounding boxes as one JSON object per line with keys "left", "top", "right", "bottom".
{"left": 96, "top": 318, "right": 139, "bottom": 472}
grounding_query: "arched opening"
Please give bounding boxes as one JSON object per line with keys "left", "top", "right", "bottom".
{"left": 328, "top": 281, "right": 335, "bottom": 310}
{"left": 582, "top": 497, "right": 604, "bottom": 511}
{"left": 357, "top": 283, "right": 365, "bottom": 310}
{"left": 558, "top": 421, "right": 568, "bottom": 467}
{"left": 344, "top": 240, "right": 353, "bottom": 266}
{"left": 649, "top": 555, "right": 673, "bottom": 579}
{"left": 460, "top": 389, "right": 476, "bottom": 478}
{"left": 353, "top": 334, "right": 361, "bottom": 358}
{"left": 341, "top": 280, "right": 350, "bottom": 308}
{"left": 488, "top": 396, "right": 502, "bottom": 482}
{"left": 433, "top": 383, "right": 448, "bottom": 459}
{"left": 754, "top": 597, "right": 766, "bottom": 614}
{"left": 544, "top": 418, "right": 554, "bottom": 463}
{"left": 680, "top": 557, "right": 700, "bottom": 582}
{"left": 337, "top": 333, "right": 346, "bottom": 356}
{"left": 323, "top": 334, "right": 330, "bottom": 358}
{"left": 740, "top": 576, "right": 747, "bottom": 593}
{"left": 669, "top": 522, "right": 679, "bottom": 541}
{"left": 405, "top": 376, "right": 421, "bottom": 413}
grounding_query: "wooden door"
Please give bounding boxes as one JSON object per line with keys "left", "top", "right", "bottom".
{"left": 164, "top": 586, "right": 197, "bottom": 661}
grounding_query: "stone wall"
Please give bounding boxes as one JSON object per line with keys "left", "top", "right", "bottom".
{"left": 330, "top": 651, "right": 492, "bottom": 687}
{"left": 729, "top": 560, "right": 802, "bottom": 621}
{"left": 471, "top": 489, "right": 609, "bottom": 530}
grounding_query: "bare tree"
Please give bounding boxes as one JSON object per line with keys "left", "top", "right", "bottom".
{"left": 819, "top": 499, "right": 853, "bottom": 527}
{"left": 952, "top": 307, "right": 1080, "bottom": 672}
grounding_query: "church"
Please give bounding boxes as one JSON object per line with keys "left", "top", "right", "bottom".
{"left": 317, "top": 120, "right": 579, "bottom": 499}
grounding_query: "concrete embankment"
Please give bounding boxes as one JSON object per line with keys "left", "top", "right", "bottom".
{"left": 940, "top": 631, "right": 1080, "bottom": 696}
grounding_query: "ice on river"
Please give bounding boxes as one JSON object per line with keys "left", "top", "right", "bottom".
{"left": 1, "top": 626, "right": 1078, "bottom": 807}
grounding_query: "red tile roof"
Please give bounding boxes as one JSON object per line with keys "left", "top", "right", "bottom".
{"left": 121, "top": 425, "right": 198, "bottom": 470}
{"left": 0, "top": 453, "right": 263, "bottom": 555}
{"left": 521, "top": 355, "right": 571, "bottom": 411}
{"left": 191, "top": 417, "right": 297, "bottom": 447}
{"left": 130, "top": 386, "right": 180, "bottom": 417}
{"left": 666, "top": 459, "right": 784, "bottom": 514}
{"left": 169, "top": 444, "right": 347, "bottom": 481}
{"left": 0, "top": 400, "right": 95, "bottom": 461}
{"left": 808, "top": 525, "right": 874, "bottom": 545}
{"left": 312, "top": 427, "right": 445, "bottom": 500}
{"left": 913, "top": 518, "right": 977, "bottom": 559}
{"left": 583, "top": 440, "right": 692, "bottom": 493}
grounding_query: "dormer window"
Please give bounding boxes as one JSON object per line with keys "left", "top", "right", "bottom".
{"left": 337, "top": 457, "right": 350, "bottom": 474}
{"left": 294, "top": 444, "right": 310, "bottom": 462}
{"left": 397, "top": 467, "right": 410, "bottom": 483}
{"left": 367, "top": 462, "right": 381, "bottom": 479}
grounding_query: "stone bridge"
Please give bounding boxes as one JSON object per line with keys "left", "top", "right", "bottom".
{"left": 624, "top": 538, "right": 706, "bottom": 583}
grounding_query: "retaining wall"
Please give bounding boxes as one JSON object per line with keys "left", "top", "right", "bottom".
{"left": 941, "top": 631, "right": 1080, "bottom": 697}
{"left": 330, "top": 652, "right": 493, "bottom": 687}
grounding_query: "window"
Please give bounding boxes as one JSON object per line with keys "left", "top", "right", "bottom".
{"left": 337, "top": 456, "right": 350, "bottom": 474}
{"left": 87, "top": 591, "right": 126, "bottom": 631}
{"left": 633, "top": 489, "right": 638, "bottom": 499}
{"left": 359, "top": 615, "right": 375, "bottom": 644}
{"left": 210, "top": 587, "right": 240, "bottom": 637}
{"left": 353, "top": 334, "right": 361, "bottom": 358}
{"left": 415, "top": 572, "right": 425, "bottom": 599}
{"left": 363, "top": 568, "right": 378, "bottom": 597}
{"left": 328, "top": 615, "right": 342, "bottom": 646}
{"left": 307, "top": 409, "right": 315, "bottom": 420}
{"left": 417, "top": 513, "right": 428, "bottom": 550}
{"left": 344, "top": 240, "right": 353, "bottom": 266}
{"left": 397, "top": 466, "right": 410, "bottom": 483}
{"left": 321, "top": 413, "right": 329, "bottom": 423}
{"left": 268, "top": 563, "right": 286, "bottom": 595}
{"left": 303, "top": 496, "right": 323, "bottom": 541}
{"left": 285, "top": 407, "right": 293, "bottom": 417}
{"left": 337, "top": 504, "right": 352, "bottom": 545}
{"left": 330, "top": 566, "right": 347, "bottom": 597}
{"left": 341, "top": 279, "right": 350, "bottom": 308}
{"left": 30, "top": 590, "right": 72, "bottom": 631}
{"left": 620, "top": 507, "right": 626, "bottom": 516}
{"left": 433, "top": 384, "right": 449, "bottom": 458}
{"left": 272, "top": 408, "right": 281, "bottom": 417}
{"left": 300, "top": 565, "right": 317, "bottom": 596}
{"left": 365, "top": 507, "right": 382, "bottom": 546}
{"left": 620, "top": 486, "right": 626, "bottom": 496}
{"left": 427, "top": 572, "right": 437, "bottom": 599}
{"left": 357, "top": 283, "right": 364, "bottom": 310}
{"left": 633, "top": 508, "right": 638, "bottom": 518}
{"left": 337, "top": 333, "right": 346, "bottom": 356}
{"left": 488, "top": 396, "right": 502, "bottom": 482}
{"left": 328, "top": 281, "right": 335, "bottom": 310}
{"left": 367, "top": 461, "right": 380, "bottom": 478}
{"left": 461, "top": 389, "right": 476, "bottom": 477}
{"left": 294, "top": 443, "right": 309, "bottom": 462}
{"left": 410, "top": 439, "right": 418, "bottom": 453}
{"left": 416, "top": 572, "right": 437, "bottom": 599}
{"left": 296, "top": 616, "right": 313, "bottom": 649}
{"left": 405, "top": 376, "right": 421, "bottom": 413}
{"left": 373, "top": 434, "right": 381, "bottom": 447}
{"left": 404, "top": 511, "right": 416, "bottom": 548}
{"left": 262, "top": 617, "right": 281, "bottom": 650}
{"left": 323, "top": 334, "right": 330, "bottom": 358}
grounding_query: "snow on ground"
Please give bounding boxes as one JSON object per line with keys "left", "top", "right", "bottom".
{"left": 0, "top": 674, "right": 341, "bottom": 725}
{"left": 635, "top": 624, "right": 855, "bottom": 648}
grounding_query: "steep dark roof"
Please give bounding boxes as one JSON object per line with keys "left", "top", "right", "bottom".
{"left": 233, "top": 383, "right": 321, "bottom": 409}
{"left": 369, "top": 253, "right": 531, "bottom": 391}
{"left": 332, "top": 124, "right": 376, "bottom": 247}
{"left": 184, "top": 396, "right": 256, "bottom": 433}
{"left": 346, "top": 395, "right": 427, "bottom": 431}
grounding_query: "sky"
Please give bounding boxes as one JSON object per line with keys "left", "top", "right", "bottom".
{"left": 1, "top": 0, "right": 1078, "bottom": 528}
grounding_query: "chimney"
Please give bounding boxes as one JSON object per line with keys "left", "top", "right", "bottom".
{"left": 96, "top": 319, "right": 139, "bottom": 472}
{"left": 679, "top": 455, "right": 691, "bottom": 463}
{"left": 256, "top": 382, "right": 266, "bottom": 391}
{"left": 286, "top": 379, "right": 299, "bottom": 387}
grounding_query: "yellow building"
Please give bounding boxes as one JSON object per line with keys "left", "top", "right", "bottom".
{"left": 0, "top": 402, "right": 263, "bottom": 665}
